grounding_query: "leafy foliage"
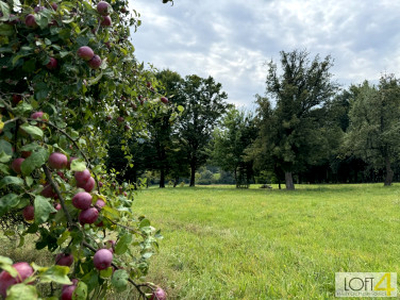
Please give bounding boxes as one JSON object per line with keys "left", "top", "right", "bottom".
{"left": 344, "top": 76, "right": 400, "bottom": 185}
{"left": 250, "top": 49, "right": 337, "bottom": 189}
{"left": 0, "top": 0, "right": 169, "bottom": 298}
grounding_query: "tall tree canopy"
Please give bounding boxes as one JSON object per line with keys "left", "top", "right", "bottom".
{"left": 212, "top": 108, "right": 257, "bottom": 187}
{"left": 252, "top": 49, "right": 337, "bottom": 189}
{"left": 344, "top": 76, "right": 400, "bottom": 186}
{"left": 176, "top": 75, "right": 231, "bottom": 186}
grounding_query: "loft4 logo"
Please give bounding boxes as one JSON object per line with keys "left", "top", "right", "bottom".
{"left": 335, "top": 272, "right": 397, "bottom": 297}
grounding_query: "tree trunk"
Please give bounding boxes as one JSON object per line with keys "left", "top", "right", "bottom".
{"left": 384, "top": 156, "right": 394, "bottom": 186}
{"left": 159, "top": 168, "right": 165, "bottom": 188}
{"left": 234, "top": 167, "right": 238, "bottom": 188}
{"left": 189, "top": 163, "right": 196, "bottom": 187}
{"left": 285, "top": 172, "right": 295, "bottom": 190}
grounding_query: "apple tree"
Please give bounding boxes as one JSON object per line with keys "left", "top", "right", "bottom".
{"left": 0, "top": 0, "right": 170, "bottom": 298}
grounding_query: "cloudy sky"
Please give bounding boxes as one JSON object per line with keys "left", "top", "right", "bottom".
{"left": 129, "top": 0, "right": 400, "bottom": 107}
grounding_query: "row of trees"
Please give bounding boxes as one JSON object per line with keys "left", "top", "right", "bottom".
{"left": 220, "top": 50, "right": 400, "bottom": 189}
{"left": 110, "top": 49, "right": 400, "bottom": 190}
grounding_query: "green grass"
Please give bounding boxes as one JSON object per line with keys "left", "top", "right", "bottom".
{"left": 134, "top": 184, "right": 400, "bottom": 299}
{"left": 2, "top": 183, "right": 400, "bottom": 299}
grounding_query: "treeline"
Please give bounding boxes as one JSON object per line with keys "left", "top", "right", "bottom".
{"left": 107, "top": 49, "right": 400, "bottom": 190}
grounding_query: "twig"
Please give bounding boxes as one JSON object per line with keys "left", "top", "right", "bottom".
{"left": 104, "top": 217, "right": 145, "bottom": 237}
{"left": 42, "top": 164, "right": 74, "bottom": 227}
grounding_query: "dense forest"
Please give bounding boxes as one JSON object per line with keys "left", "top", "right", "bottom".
{"left": 107, "top": 49, "right": 400, "bottom": 190}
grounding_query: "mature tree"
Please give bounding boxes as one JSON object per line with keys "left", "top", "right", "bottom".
{"left": 251, "top": 49, "right": 337, "bottom": 189}
{"left": 0, "top": 0, "right": 171, "bottom": 297}
{"left": 344, "top": 76, "right": 400, "bottom": 186}
{"left": 176, "top": 75, "right": 231, "bottom": 186}
{"left": 212, "top": 108, "right": 257, "bottom": 187}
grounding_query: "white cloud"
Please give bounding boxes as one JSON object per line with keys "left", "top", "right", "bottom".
{"left": 129, "top": 0, "right": 400, "bottom": 107}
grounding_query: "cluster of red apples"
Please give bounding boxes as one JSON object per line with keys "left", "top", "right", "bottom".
{"left": 17, "top": 1, "right": 113, "bottom": 71}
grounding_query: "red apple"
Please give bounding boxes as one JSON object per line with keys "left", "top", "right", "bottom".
{"left": 41, "top": 184, "right": 57, "bottom": 198}
{"left": 83, "top": 177, "right": 95, "bottom": 192}
{"left": 12, "top": 94, "right": 22, "bottom": 105}
{"left": 33, "top": 6, "right": 44, "bottom": 13}
{"left": 95, "top": 199, "right": 105, "bottom": 211}
{"left": 100, "top": 15, "right": 112, "bottom": 27}
{"left": 75, "top": 169, "right": 91, "bottom": 186}
{"left": 25, "top": 14, "right": 37, "bottom": 28}
{"left": 117, "top": 116, "right": 124, "bottom": 123}
{"left": 78, "top": 208, "right": 99, "bottom": 225}
{"left": 150, "top": 287, "right": 167, "bottom": 300}
{"left": 54, "top": 203, "right": 62, "bottom": 211}
{"left": 51, "top": 2, "right": 58, "bottom": 10}
{"left": 72, "top": 192, "right": 92, "bottom": 210}
{"left": 61, "top": 284, "right": 77, "bottom": 300}
{"left": 46, "top": 57, "right": 58, "bottom": 70}
{"left": 160, "top": 97, "right": 168, "bottom": 104}
{"left": 22, "top": 205, "right": 34, "bottom": 221}
{"left": 48, "top": 152, "right": 68, "bottom": 169}
{"left": 11, "top": 158, "right": 24, "bottom": 174}
{"left": 55, "top": 253, "right": 74, "bottom": 267}
{"left": 97, "top": 1, "right": 110, "bottom": 16}
{"left": 0, "top": 262, "right": 34, "bottom": 298}
{"left": 87, "top": 55, "right": 102, "bottom": 69}
{"left": 30, "top": 111, "right": 44, "bottom": 120}
{"left": 93, "top": 249, "right": 113, "bottom": 270}
{"left": 77, "top": 46, "right": 94, "bottom": 61}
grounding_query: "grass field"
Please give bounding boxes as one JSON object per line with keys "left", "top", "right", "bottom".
{"left": 1, "top": 183, "right": 400, "bottom": 299}
{"left": 134, "top": 184, "right": 400, "bottom": 299}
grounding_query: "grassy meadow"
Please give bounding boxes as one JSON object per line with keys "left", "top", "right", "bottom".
{"left": 1, "top": 183, "right": 400, "bottom": 299}
{"left": 134, "top": 184, "right": 400, "bottom": 299}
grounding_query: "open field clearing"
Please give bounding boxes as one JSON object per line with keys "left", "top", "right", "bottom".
{"left": 134, "top": 184, "right": 400, "bottom": 299}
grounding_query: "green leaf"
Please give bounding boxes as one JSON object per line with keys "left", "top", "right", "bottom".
{"left": 11, "top": 0, "right": 21, "bottom": 12}
{"left": 20, "top": 143, "right": 40, "bottom": 152}
{"left": 34, "top": 82, "right": 50, "bottom": 101}
{"left": 0, "top": 1, "right": 10, "bottom": 20}
{"left": 0, "top": 23, "right": 14, "bottom": 36}
{"left": 70, "top": 159, "right": 86, "bottom": 172}
{"left": 39, "top": 265, "right": 72, "bottom": 284}
{"left": 0, "top": 151, "right": 11, "bottom": 163}
{"left": 34, "top": 195, "right": 56, "bottom": 224}
{"left": 21, "top": 148, "right": 49, "bottom": 176}
{"left": 102, "top": 205, "right": 120, "bottom": 220}
{"left": 14, "top": 102, "right": 33, "bottom": 115}
{"left": 99, "top": 267, "right": 113, "bottom": 279}
{"left": 111, "top": 269, "right": 129, "bottom": 292}
{"left": 0, "top": 193, "right": 20, "bottom": 217}
{"left": 139, "top": 218, "right": 150, "bottom": 228}
{"left": 0, "top": 163, "right": 10, "bottom": 175}
{"left": 0, "top": 139, "right": 13, "bottom": 156}
{"left": 73, "top": 281, "right": 88, "bottom": 300}
{"left": 177, "top": 105, "right": 184, "bottom": 112}
{"left": 20, "top": 124, "right": 43, "bottom": 139}
{"left": 0, "top": 176, "right": 24, "bottom": 189}
{"left": 115, "top": 233, "right": 132, "bottom": 255}
{"left": 0, "top": 256, "right": 18, "bottom": 278}
{"left": 7, "top": 284, "right": 38, "bottom": 300}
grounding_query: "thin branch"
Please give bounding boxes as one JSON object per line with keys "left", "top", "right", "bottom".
{"left": 104, "top": 217, "right": 145, "bottom": 237}
{"left": 42, "top": 164, "right": 74, "bottom": 227}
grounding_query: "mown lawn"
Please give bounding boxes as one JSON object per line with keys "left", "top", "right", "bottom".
{"left": 134, "top": 184, "right": 400, "bottom": 299}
